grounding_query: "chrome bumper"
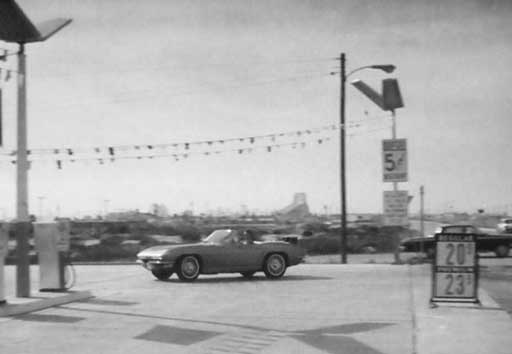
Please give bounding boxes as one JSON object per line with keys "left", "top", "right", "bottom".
{"left": 137, "top": 259, "right": 175, "bottom": 271}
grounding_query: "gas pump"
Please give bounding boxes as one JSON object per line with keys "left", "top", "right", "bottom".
{"left": 0, "top": 223, "right": 8, "bottom": 304}
{"left": 34, "top": 221, "right": 71, "bottom": 291}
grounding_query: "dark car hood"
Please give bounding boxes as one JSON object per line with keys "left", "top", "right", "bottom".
{"left": 401, "top": 235, "right": 434, "bottom": 244}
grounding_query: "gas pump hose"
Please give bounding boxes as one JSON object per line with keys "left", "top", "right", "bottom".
{"left": 63, "top": 252, "right": 76, "bottom": 290}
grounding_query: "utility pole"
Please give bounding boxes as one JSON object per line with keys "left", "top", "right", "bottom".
{"left": 391, "top": 109, "right": 401, "bottom": 264}
{"left": 337, "top": 54, "right": 398, "bottom": 265}
{"left": 339, "top": 53, "right": 347, "bottom": 264}
{"left": 420, "top": 185, "right": 425, "bottom": 234}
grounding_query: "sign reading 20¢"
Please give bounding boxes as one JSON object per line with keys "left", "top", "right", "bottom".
{"left": 431, "top": 234, "right": 479, "bottom": 303}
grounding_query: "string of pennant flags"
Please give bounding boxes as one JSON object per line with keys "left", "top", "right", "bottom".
{"left": 0, "top": 118, "right": 392, "bottom": 170}
{"left": 1, "top": 122, "right": 340, "bottom": 157}
{"left": 0, "top": 115, "right": 390, "bottom": 158}
{"left": 1, "top": 134, "right": 336, "bottom": 169}
{"left": 0, "top": 50, "right": 23, "bottom": 85}
{"left": 0, "top": 67, "right": 17, "bottom": 83}
{"left": 50, "top": 136, "right": 335, "bottom": 170}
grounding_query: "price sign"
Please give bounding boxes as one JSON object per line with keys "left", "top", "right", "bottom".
{"left": 382, "top": 139, "right": 407, "bottom": 182}
{"left": 435, "top": 273, "right": 475, "bottom": 298}
{"left": 431, "top": 233, "right": 479, "bottom": 304}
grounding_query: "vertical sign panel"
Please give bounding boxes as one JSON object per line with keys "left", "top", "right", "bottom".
{"left": 431, "top": 233, "right": 479, "bottom": 303}
{"left": 382, "top": 139, "right": 407, "bottom": 182}
{"left": 383, "top": 190, "right": 409, "bottom": 226}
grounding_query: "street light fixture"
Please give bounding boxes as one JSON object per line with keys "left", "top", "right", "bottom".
{"left": 0, "top": 0, "right": 71, "bottom": 297}
{"left": 348, "top": 64, "right": 396, "bottom": 77}
{"left": 338, "top": 53, "right": 395, "bottom": 264}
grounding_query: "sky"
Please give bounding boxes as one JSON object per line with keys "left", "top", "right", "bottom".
{"left": 0, "top": 0, "right": 511, "bottom": 218}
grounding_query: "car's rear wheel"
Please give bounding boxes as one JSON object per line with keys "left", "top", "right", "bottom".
{"left": 263, "top": 253, "right": 287, "bottom": 279}
{"left": 177, "top": 255, "right": 201, "bottom": 281}
{"left": 495, "top": 245, "right": 510, "bottom": 258}
{"left": 240, "top": 271, "right": 256, "bottom": 279}
{"left": 151, "top": 269, "right": 173, "bottom": 280}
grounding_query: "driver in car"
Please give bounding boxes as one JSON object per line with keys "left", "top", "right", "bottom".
{"left": 242, "top": 229, "right": 255, "bottom": 244}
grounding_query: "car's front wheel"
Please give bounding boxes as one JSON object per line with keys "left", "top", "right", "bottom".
{"left": 263, "top": 253, "right": 287, "bottom": 279}
{"left": 151, "top": 269, "right": 173, "bottom": 280}
{"left": 177, "top": 255, "right": 201, "bottom": 281}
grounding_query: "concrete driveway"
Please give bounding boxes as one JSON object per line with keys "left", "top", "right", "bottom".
{"left": 1, "top": 263, "right": 511, "bottom": 354}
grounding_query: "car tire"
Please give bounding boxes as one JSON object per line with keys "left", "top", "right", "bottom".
{"left": 151, "top": 269, "right": 173, "bottom": 280}
{"left": 177, "top": 255, "right": 201, "bottom": 281}
{"left": 495, "top": 245, "right": 510, "bottom": 258}
{"left": 240, "top": 271, "right": 256, "bottom": 279}
{"left": 263, "top": 253, "right": 287, "bottom": 279}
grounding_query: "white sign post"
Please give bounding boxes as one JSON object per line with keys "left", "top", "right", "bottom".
{"left": 382, "top": 139, "right": 407, "bottom": 182}
{"left": 383, "top": 190, "right": 409, "bottom": 226}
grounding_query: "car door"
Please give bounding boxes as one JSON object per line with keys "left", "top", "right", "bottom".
{"left": 215, "top": 231, "right": 263, "bottom": 272}
{"left": 227, "top": 240, "right": 264, "bottom": 271}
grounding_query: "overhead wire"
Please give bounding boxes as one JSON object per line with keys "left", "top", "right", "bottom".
{"left": 30, "top": 56, "right": 335, "bottom": 80}
{"left": 30, "top": 71, "right": 334, "bottom": 112}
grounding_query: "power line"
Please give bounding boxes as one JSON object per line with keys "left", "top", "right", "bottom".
{"left": 30, "top": 56, "right": 334, "bottom": 80}
{"left": 30, "top": 71, "right": 334, "bottom": 112}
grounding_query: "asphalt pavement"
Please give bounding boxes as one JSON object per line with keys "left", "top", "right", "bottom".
{"left": 0, "top": 259, "right": 511, "bottom": 354}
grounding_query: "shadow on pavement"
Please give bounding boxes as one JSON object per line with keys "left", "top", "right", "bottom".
{"left": 158, "top": 274, "right": 332, "bottom": 283}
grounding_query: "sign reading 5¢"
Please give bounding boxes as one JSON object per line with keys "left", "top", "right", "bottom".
{"left": 382, "top": 139, "right": 407, "bottom": 182}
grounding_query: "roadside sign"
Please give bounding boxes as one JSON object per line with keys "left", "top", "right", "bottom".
{"left": 383, "top": 190, "right": 408, "bottom": 226}
{"left": 382, "top": 139, "right": 407, "bottom": 182}
{"left": 431, "top": 233, "right": 479, "bottom": 304}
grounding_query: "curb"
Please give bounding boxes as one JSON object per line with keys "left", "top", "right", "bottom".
{"left": 0, "top": 290, "right": 93, "bottom": 317}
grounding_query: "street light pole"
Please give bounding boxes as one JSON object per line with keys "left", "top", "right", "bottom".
{"left": 338, "top": 53, "right": 396, "bottom": 265}
{"left": 339, "top": 53, "right": 347, "bottom": 264}
{"left": 0, "top": 1, "right": 72, "bottom": 297}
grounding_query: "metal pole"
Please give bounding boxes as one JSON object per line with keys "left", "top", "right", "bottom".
{"left": 391, "top": 109, "right": 401, "bottom": 263}
{"left": 340, "top": 53, "right": 347, "bottom": 264}
{"left": 391, "top": 110, "right": 397, "bottom": 192}
{"left": 16, "top": 42, "right": 30, "bottom": 297}
{"left": 420, "top": 185, "right": 425, "bottom": 255}
{"left": 0, "top": 87, "right": 3, "bottom": 146}
{"left": 17, "top": 44, "right": 28, "bottom": 221}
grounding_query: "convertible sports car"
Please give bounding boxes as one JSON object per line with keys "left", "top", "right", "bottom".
{"left": 136, "top": 229, "right": 306, "bottom": 281}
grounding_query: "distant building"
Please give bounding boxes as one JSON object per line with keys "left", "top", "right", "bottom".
{"left": 274, "top": 193, "right": 311, "bottom": 222}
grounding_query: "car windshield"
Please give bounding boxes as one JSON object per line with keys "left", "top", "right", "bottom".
{"left": 203, "top": 229, "right": 233, "bottom": 244}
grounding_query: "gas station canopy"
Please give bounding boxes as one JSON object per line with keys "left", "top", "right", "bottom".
{"left": 0, "top": 0, "right": 71, "bottom": 43}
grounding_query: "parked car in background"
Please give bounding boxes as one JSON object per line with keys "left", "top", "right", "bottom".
{"left": 400, "top": 224, "right": 512, "bottom": 258}
{"left": 496, "top": 218, "right": 512, "bottom": 234}
{"left": 137, "top": 229, "right": 306, "bottom": 281}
